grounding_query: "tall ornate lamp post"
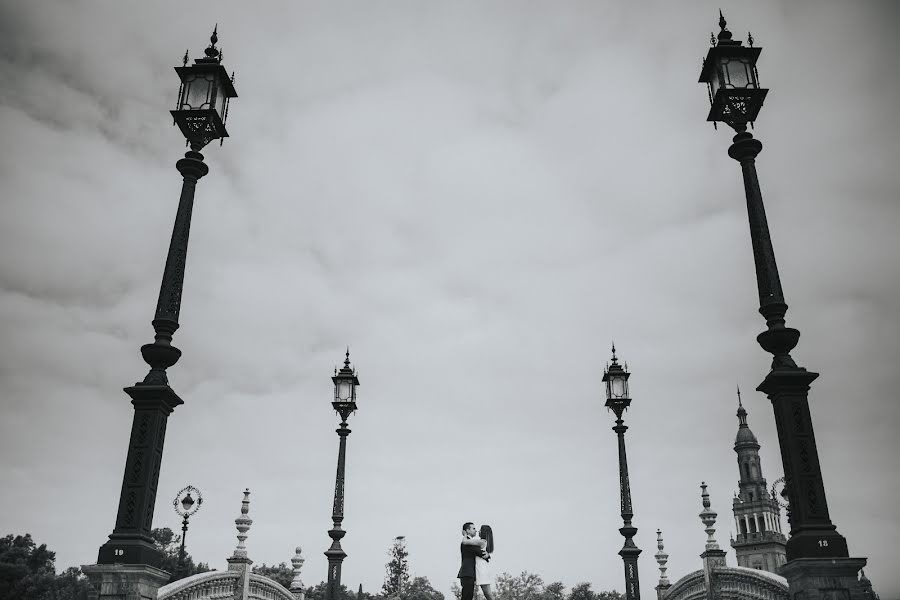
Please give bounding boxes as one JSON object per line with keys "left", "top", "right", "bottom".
{"left": 698, "top": 12, "right": 866, "bottom": 596}
{"left": 325, "top": 350, "right": 360, "bottom": 600}
{"left": 173, "top": 485, "right": 203, "bottom": 580}
{"left": 84, "top": 28, "right": 236, "bottom": 600}
{"left": 603, "top": 345, "right": 641, "bottom": 600}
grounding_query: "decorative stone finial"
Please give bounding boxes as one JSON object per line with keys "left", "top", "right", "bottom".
{"left": 232, "top": 488, "right": 253, "bottom": 558}
{"left": 699, "top": 482, "right": 720, "bottom": 550}
{"left": 655, "top": 529, "right": 670, "bottom": 586}
{"left": 290, "top": 546, "right": 305, "bottom": 591}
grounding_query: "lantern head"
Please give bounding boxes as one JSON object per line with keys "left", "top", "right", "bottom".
{"left": 171, "top": 26, "right": 238, "bottom": 149}
{"left": 699, "top": 12, "right": 768, "bottom": 130}
{"left": 332, "top": 349, "right": 360, "bottom": 420}
{"left": 603, "top": 344, "right": 631, "bottom": 414}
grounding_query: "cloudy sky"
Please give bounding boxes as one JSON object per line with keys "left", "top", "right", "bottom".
{"left": 1, "top": 0, "right": 899, "bottom": 597}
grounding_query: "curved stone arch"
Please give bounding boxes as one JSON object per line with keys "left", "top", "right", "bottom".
{"left": 713, "top": 566, "right": 788, "bottom": 600}
{"left": 158, "top": 570, "right": 296, "bottom": 600}
{"left": 664, "top": 570, "right": 706, "bottom": 600}
{"left": 158, "top": 570, "right": 241, "bottom": 600}
{"left": 249, "top": 573, "right": 296, "bottom": 600}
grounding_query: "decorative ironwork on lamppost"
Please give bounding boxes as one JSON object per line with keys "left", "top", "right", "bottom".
{"left": 698, "top": 12, "right": 852, "bottom": 563}
{"left": 95, "top": 28, "right": 237, "bottom": 568}
{"left": 173, "top": 485, "right": 203, "bottom": 580}
{"left": 325, "top": 349, "right": 360, "bottom": 600}
{"left": 603, "top": 345, "right": 641, "bottom": 600}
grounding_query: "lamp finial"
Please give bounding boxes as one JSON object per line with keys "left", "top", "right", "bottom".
{"left": 204, "top": 24, "right": 220, "bottom": 59}
{"left": 716, "top": 10, "right": 734, "bottom": 45}
{"left": 182, "top": 49, "right": 189, "bottom": 67}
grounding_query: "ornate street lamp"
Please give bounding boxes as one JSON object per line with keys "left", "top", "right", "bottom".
{"left": 325, "top": 350, "right": 360, "bottom": 600}
{"left": 173, "top": 485, "right": 203, "bottom": 580}
{"left": 602, "top": 345, "right": 641, "bottom": 600}
{"left": 172, "top": 25, "right": 237, "bottom": 150}
{"left": 699, "top": 12, "right": 767, "bottom": 130}
{"left": 94, "top": 28, "right": 236, "bottom": 568}
{"left": 698, "top": 11, "right": 866, "bottom": 596}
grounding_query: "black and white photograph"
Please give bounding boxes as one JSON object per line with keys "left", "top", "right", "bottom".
{"left": 1, "top": 2, "right": 897, "bottom": 599}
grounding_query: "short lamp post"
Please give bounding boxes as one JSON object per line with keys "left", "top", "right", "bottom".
{"left": 603, "top": 345, "right": 641, "bottom": 600}
{"left": 94, "top": 27, "right": 236, "bottom": 569}
{"left": 325, "top": 350, "right": 360, "bottom": 600}
{"left": 173, "top": 485, "right": 203, "bottom": 580}
{"left": 699, "top": 12, "right": 867, "bottom": 596}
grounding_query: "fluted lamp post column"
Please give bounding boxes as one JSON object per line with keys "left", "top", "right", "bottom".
{"left": 603, "top": 345, "right": 641, "bottom": 600}
{"left": 83, "top": 28, "right": 237, "bottom": 600}
{"left": 92, "top": 27, "right": 236, "bottom": 570}
{"left": 325, "top": 350, "right": 360, "bottom": 600}
{"left": 698, "top": 12, "right": 867, "bottom": 597}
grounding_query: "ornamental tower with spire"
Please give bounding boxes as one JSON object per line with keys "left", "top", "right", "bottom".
{"left": 730, "top": 387, "right": 787, "bottom": 572}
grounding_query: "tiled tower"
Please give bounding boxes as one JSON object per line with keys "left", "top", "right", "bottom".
{"left": 730, "top": 387, "right": 787, "bottom": 573}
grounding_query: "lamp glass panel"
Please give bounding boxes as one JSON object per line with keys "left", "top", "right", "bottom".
{"left": 185, "top": 74, "right": 213, "bottom": 110}
{"left": 611, "top": 376, "right": 626, "bottom": 398}
{"left": 182, "top": 493, "right": 194, "bottom": 511}
{"left": 723, "top": 57, "right": 752, "bottom": 89}
{"left": 708, "top": 63, "right": 723, "bottom": 98}
{"left": 214, "top": 78, "right": 227, "bottom": 119}
{"left": 337, "top": 380, "right": 352, "bottom": 401}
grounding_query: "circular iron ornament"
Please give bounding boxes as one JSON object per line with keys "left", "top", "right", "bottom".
{"left": 173, "top": 485, "right": 203, "bottom": 518}
{"left": 771, "top": 477, "right": 789, "bottom": 509}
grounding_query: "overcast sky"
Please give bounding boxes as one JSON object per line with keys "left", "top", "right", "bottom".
{"left": 1, "top": 1, "right": 899, "bottom": 598}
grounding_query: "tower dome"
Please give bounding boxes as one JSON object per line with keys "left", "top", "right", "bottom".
{"left": 735, "top": 388, "right": 760, "bottom": 448}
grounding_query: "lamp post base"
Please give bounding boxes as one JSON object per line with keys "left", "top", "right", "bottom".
{"left": 82, "top": 563, "right": 171, "bottom": 600}
{"left": 779, "top": 557, "right": 868, "bottom": 600}
{"left": 97, "top": 535, "right": 163, "bottom": 567}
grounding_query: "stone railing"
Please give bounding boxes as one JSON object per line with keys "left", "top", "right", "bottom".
{"left": 663, "top": 570, "right": 706, "bottom": 600}
{"left": 248, "top": 574, "right": 296, "bottom": 600}
{"left": 712, "top": 567, "right": 788, "bottom": 600}
{"left": 158, "top": 570, "right": 241, "bottom": 600}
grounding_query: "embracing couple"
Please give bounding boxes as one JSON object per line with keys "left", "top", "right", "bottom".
{"left": 457, "top": 522, "right": 495, "bottom": 600}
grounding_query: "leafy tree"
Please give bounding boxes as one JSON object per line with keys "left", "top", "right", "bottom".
{"left": 252, "top": 562, "right": 294, "bottom": 590}
{"left": 0, "top": 534, "right": 57, "bottom": 600}
{"left": 401, "top": 576, "right": 443, "bottom": 600}
{"left": 542, "top": 582, "right": 566, "bottom": 600}
{"left": 495, "top": 572, "right": 545, "bottom": 600}
{"left": 566, "top": 583, "right": 595, "bottom": 600}
{"left": 51, "top": 567, "right": 92, "bottom": 600}
{"left": 149, "top": 527, "right": 210, "bottom": 582}
{"left": 565, "top": 583, "right": 622, "bottom": 600}
{"left": 0, "top": 533, "right": 92, "bottom": 600}
{"left": 449, "top": 581, "right": 483, "bottom": 600}
{"left": 306, "top": 581, "right": 355, "bottom": 600}
{"left": 382, "top": 536, "right": 410, "bottom": 597}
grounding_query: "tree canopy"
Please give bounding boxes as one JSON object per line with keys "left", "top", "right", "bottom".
{"left": 252, "top": 562, "right": 294, "bottom": 590}
{"left": 149, "top": 527, "right": 210, "bottom": 583}
{"left": 0, "top": 533, "right": 91, "bottom": 600}
{"left": 382, "top": 536, "right": 410, "bottom": 597}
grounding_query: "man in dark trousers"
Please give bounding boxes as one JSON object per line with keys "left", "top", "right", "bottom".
{"left": 457, "top": 522, "right": 488, "bottom": 600}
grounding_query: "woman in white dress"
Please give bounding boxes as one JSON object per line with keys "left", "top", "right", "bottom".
{"left": 463, "top": 524, "right": 494, "bottom": 600}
